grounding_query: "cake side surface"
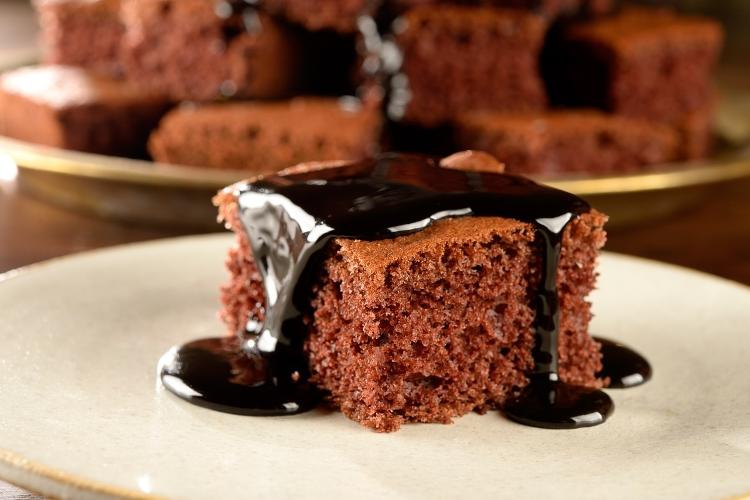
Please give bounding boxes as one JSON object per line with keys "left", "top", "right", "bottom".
{"left": 455, "top": 110, "right": 680, "bottom": 175}
{"left": 393, "top": 5, "right": 548, "bottom": 126}
{"left": 120, "top": 0, "right": 303, "bottom": 101}
{"left": 0, "top": 65, "right": 170, "bottom": 155}
{"left": 306, "top": 212, "right": 606, "bottom": 431}
{"left": 149, "top": 97, "right": 382, "bottom": 172}
{"left": 35, "top": 0, "right": 124, "bottom": 75}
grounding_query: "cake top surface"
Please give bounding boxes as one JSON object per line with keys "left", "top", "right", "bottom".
{"left": 401, "top": 4, "right": 546, "bottom": 25}
{"left": 33, "top": 0, "right": 111, "bottom": 5}
{"left": 34, "top": 0, "right": 120, "bottom": 8}
{"left": 335, "top": 214, "right": 535, "bottom": 275}
{"left": 164, "top": 97, "right": 376, "bottom": 130}
{"left": 457, "top": 109, "right": 673, "bottom": 133}
{"left": 568, "top": 7, "right": 723, "bottom": 47}
{"left": 398, "top": 4, "right": 547, "bottom": 39}
{"left": 0, "top": 65, "right": 162, "bottom": 109}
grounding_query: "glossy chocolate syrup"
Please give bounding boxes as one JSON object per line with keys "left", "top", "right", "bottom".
{"left": 594, "top": 337, "right": 652, "bottom": 388}
{"left": 159, "top": 153, "right": 649, "bottom": 428}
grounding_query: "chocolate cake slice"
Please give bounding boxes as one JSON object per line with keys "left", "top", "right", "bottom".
{"left": 455, "top": 110, "right": 680, "bottom": 175}
{"left": 149, "top": 97, "right": 382, "bottom": 172}
{"left": 0, "top": 65, "right": 170, "bottom": 156}
{"left": 203, "top": 151, "right": 609, "bottom": 431}
{"left": 390, "top": 5, "right": 548, "bottom": 126}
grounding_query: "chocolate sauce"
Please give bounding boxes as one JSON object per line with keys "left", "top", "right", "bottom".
{"left": 159, "top": 337, "right": 321, "bottom": 415}
{"left": 503, "top": 374, "right": 614, "bottom": 429}
{"left": 159, "top": 153, "right": 649, "bottom": 428}
{"left": 594, "top": 337, "right": 652, "bottom": 388}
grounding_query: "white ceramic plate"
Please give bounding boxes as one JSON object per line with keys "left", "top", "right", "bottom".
{"left": 0, "top": 235, "right": 749, "bottom": 500}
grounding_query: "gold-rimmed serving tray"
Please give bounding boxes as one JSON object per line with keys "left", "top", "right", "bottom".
{"left": 2, "top": 134, "right": 750, "bottom": 229}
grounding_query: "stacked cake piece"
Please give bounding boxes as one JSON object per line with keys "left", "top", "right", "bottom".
{"left": 0, "top": 0, "right": 724, "bottom": 174}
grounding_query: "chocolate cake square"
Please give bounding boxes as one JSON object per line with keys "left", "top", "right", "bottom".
{"left": 148, "top": 97, "right": 382, "bottom": 172}
{"left": 455, "top": 110, "right": 680, "bottom": 175}
{"left": 216, "top": 153, "right": 607, "bottom": 431}
{"left": 391, "top": 5, "right": 548, "bottom": 126}
{"left": 0, "top": 65, "right": 170, "bottom": 156}
{"left": 120, "top": 0, "right": 304, "bottom": 101}
{"left": 544, "top": 6, "right": 723, "bottom": 157}
{"left": 35, "top": 0, "right": 125, "bottom": 75}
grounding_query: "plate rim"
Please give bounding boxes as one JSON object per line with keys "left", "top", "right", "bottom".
{"left": 0, "top": 449, "right": 158, "bottom": 500}
{"left": 1, "top": 235, "right": 750, "bottom": 500}
{"left": 3, "top": 135, "right": 750, "bottom": 195}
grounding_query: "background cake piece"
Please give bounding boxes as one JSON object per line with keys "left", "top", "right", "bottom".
{"left": 455, "top": 110, "right": 680, "bottom": 175}
{"left": 263, "top": 0, "right": 372, "bottom": 33}
{"left": 0, "top": 65, "right": 170, "bottom": 156}
{"left": 149, "top": 97, "right": 382, "bottom": 172}
{"left": 120, "top": 0, "right": 304, "bottom": 101}
{"left": 34, "top": 0, "right": 124, "bottom": 75}
{"left": 217, "top": 157, "right": 607, "bottom": 432}
{"left": 391, "top": 5, "right": 548, "bottom": 126}
{"left": 544, "top": 6, "right": 724, "bottom": 158}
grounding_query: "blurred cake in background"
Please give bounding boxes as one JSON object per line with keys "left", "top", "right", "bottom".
{"left": 544, "top": 6, "right": 724, "bottom": 160}
{"left": 120, "top": 0, "right": 304, "bottom": 101}
{"left": 0, "top": 64, "right": 169, "bottom": 156}
{"left": 149, "top": 97, "right": 381, "bottom": 171}
{"left": 455, "top": 110, "right": 680, "bottom": 175}
{"left": 0, "top": 0, "right": 725, "bottom": 175}
{"left": 35, "top": 0, "right": 124, "bottom": 75}
{"left": 388, "top": 6, "right": 548, "bottom": 126}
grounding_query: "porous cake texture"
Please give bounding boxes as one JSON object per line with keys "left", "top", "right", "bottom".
{"left": 217, "top": 159, "right": 607, "bottom": 432}
{"left": 149, "top": 97, "right": 382, "bottom": 171}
